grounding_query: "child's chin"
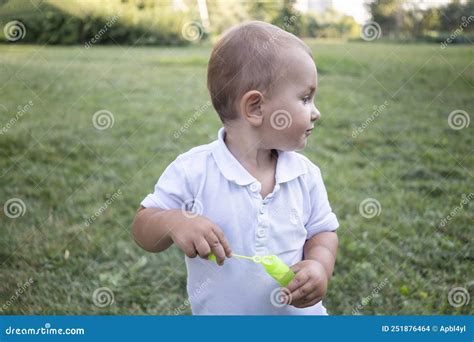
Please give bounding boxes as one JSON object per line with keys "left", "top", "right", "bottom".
{"left": 275, "top": 138, "right": 307, "bottom": 151}
{"left": 296, "top": 137, "right": 309, "bottom": 150}
{"left": 288, "top": 142, "right": 307, "bottom": 152}
{"left": 296, "top": 144, "right": 307, "bottom": 151}
{"left": 278, "top": 145, "right": 300, "bottom": 152}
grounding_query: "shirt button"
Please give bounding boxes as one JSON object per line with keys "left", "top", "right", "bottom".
{"left": 257, "top": 229, "right": 265, "bottom": 238}
{"left": 249, "top": 183, "right": 259, "bottom": 192}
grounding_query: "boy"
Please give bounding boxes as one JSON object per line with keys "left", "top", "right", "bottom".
{"left": 132, "top": 21, "right": 339, "bottom": 315}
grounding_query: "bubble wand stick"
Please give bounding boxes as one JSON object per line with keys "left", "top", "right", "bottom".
{"left": 208, "top": 253, "right": 295, "bottom": 287}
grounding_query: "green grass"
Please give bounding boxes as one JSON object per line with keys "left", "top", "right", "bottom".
{"left": 0, "top": 41, "right": 472, "bottom": 315}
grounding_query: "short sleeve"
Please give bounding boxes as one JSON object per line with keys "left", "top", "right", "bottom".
{"left": 304, "top": 163, "right": 339, "bottom": 240}
{"left": 140, "top": 157, "right": 192, "bottom": 210}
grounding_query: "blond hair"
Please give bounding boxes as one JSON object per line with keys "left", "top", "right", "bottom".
{"left": 207, "top": 21, "right": 312, "bottom": 123}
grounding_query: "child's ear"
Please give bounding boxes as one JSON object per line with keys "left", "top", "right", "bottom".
{"left": 239, "top": 90, "right": 264, "bottom": 126}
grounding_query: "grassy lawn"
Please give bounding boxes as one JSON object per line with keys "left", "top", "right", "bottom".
{"left": 0, "top": 41, "right": 472, "bottom": 315}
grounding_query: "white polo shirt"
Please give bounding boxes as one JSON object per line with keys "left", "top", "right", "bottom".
{"left": 141, "top": 127, "right": 339, "bottom": 315}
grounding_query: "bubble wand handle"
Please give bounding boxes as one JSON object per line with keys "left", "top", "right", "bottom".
{"left": 207, "top": 253, "right": 295, "bottom": 287}
{"left": 261, "top": 255, "right": 295, "bottom": 287}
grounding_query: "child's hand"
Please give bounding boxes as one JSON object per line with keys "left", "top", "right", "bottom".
{"left": 168, "top": 210, "right": 232, "bottom": 266}
{"left": 285, "top": 260, "right": 328, "bottom": 308}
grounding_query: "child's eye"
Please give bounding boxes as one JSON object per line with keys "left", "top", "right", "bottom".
{"left": 302, "top": 96, "right": 311, "bottom": 104}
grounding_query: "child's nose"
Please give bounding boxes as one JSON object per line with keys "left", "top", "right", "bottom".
{"left": 311, "top": 106, "right": 321, "bottom": 122}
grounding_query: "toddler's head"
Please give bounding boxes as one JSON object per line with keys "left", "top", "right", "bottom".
{"left": 207, "top": 21, "right": 320, "bottom": 151}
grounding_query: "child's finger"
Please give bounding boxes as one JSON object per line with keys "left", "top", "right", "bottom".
{"left": 211, "top": 244, "right": 226, "bottom": 265}
{"left": 205, "top": 232, "right": 226, "bottom": 265}
{"left": 289, "top": 262, "right": 305, "bottom": 273}
{"left": 289, "top": 280, "right": 314, "bottom": 303}
{"left": 285, "top": 267, "right": 309, "bottom": 293}
{"left": 212, "top": 225, "right": 232, "bottom": 257}
{"left": 194, "top": 238, "right": 211, "bottom": 259}
{"left": 292, "top": 296, "right": 321, "bottom": 309}
{"left": 182, "top": 244, "right": 197, "bottom": 258}
{"left": 296, "top": 290, "right": 320, "bottom": 306}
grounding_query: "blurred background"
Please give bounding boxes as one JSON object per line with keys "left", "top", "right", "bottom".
{"left": 1, "top": 0, "right": 473, "bottom": 44}
{"left": 0, "top": 0, "right": 472, "bottom": 315}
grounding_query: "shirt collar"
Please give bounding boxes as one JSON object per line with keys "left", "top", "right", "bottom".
{"left": 211, "top": 127, "right": 307, "bottom": 186}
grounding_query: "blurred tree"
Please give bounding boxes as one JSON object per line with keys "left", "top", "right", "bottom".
{"left": 304, "top": 14, "right": 320, "bottom": 37}
{"left": 0, "top": 0, "right": 193, "bottom": 45}
{"left": 206, "top": 0, "right": 248, "bottom": 36}
{"left": 365, "top": 0, "right": 403, "bottom": 38}
{"left": 305, "top": 8, "right": 358, "bottom": 39}
{"left": 421, "top": 7, "right": 441, "bottom": 32}
{"left": 2, "top": 0, "right": 471, "bottom": 44}
{"left": 245, "top": 1, "right": 279, "bottom": 22}
{"left": 402, "top": 2, "right": 425, "bottom": 38}
{"left": 335, "top": 14, "right": 360, "bottom": 38}
{"left": 271, "top": 0, "right": 303, "bottom": 36}
{"left": 439, "top": 0, "right": 474, "bottom": 32}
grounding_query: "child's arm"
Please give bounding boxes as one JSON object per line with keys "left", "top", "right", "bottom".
{"left": 303, "top": 231, "right": 338, "bottom": 278}
{"left": 285, "top": 231, "right": 338, "bottom": 308}
{"left": 132, "top": 207, "right": 174, "bottom": 253}
{"left": 132, "top": 206, "right": 232, "bottom": 265}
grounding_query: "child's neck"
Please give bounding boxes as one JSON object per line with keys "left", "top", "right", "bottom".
{"left": 224, "top": 127, "right": 276, "bottom": 171}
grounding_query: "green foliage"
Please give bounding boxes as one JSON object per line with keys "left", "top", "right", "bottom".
{"left": 302, "top": 9, "right": 359, "bottom": 38}
{"left": 3, "top": 0, "right": 470, "bottom": 45}
{"left": 366, "top": 0, "right": 474, "bottom": 41}
{"left": 439, "top": 0, "right": 474, "bottom": 32}
{"left": 0, "top": 0, "right": 193, "bottom": 45}
{"left": 271, "top": 0, "right": 303, "bottom": 36}
{"left": 366, "top": 0, "right": 400, "bottom": 37}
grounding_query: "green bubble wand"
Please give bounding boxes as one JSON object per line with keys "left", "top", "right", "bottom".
{"left": 208, "top": 253, "right": 295, "bottom": 287}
